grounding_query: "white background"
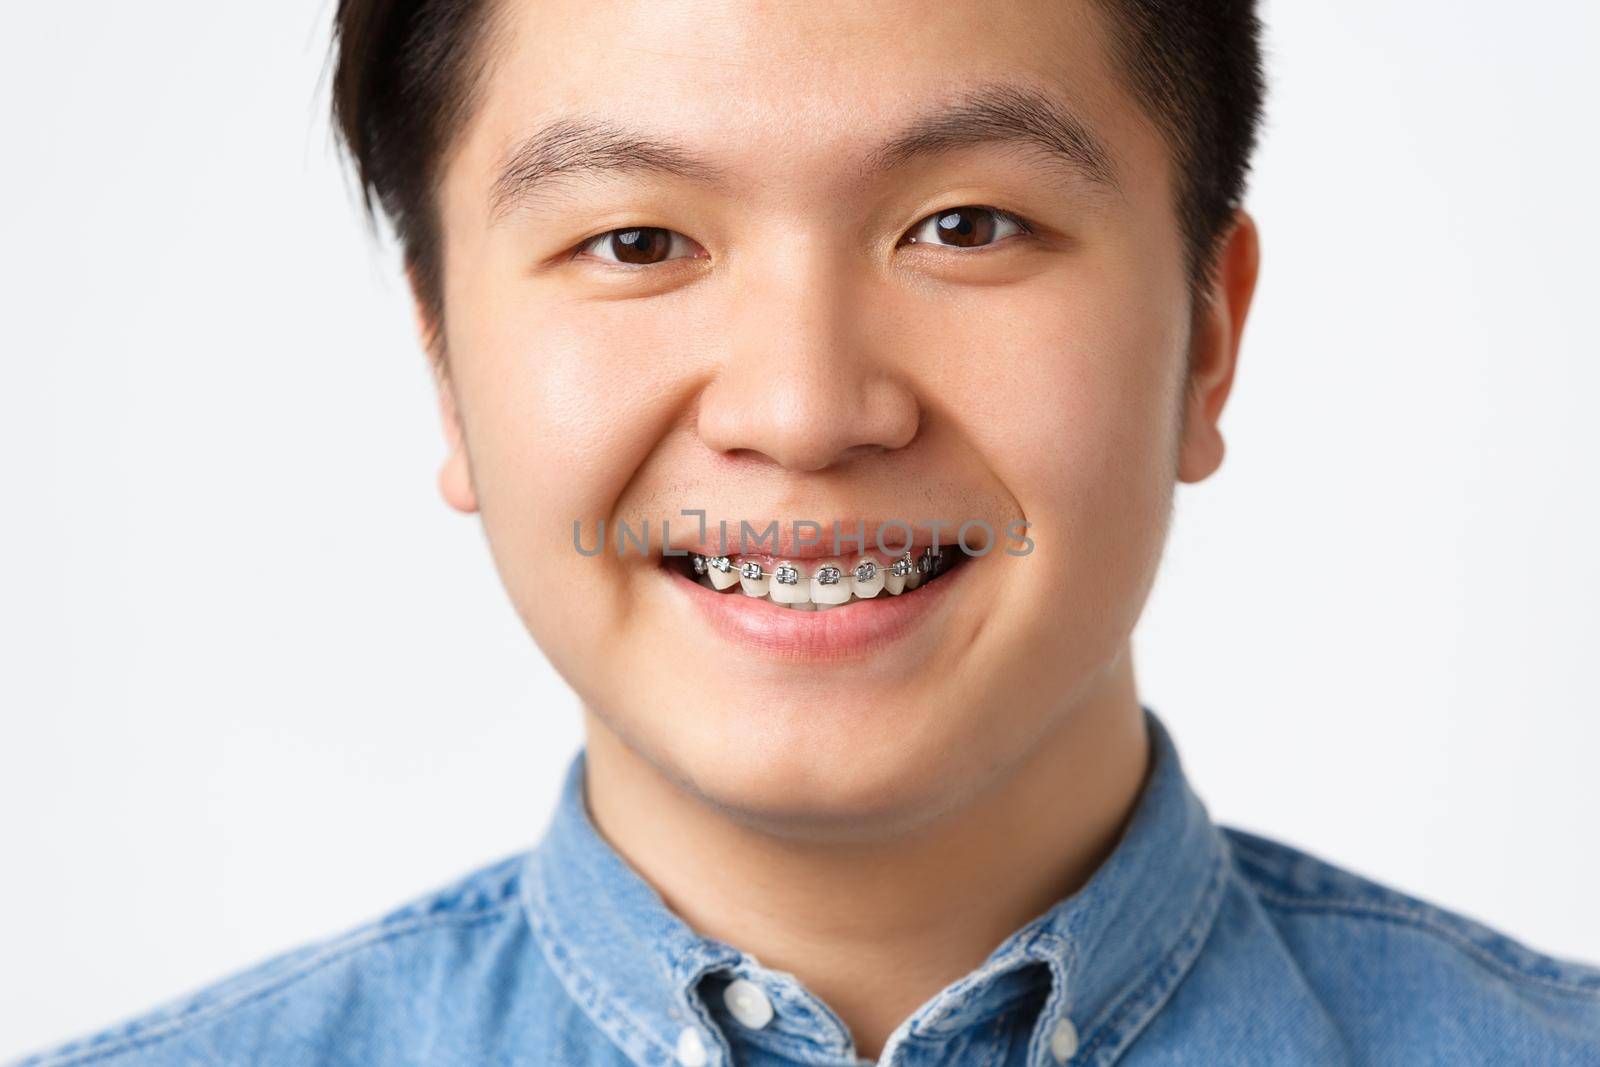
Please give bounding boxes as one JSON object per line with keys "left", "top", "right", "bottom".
{"left": 2, "top": 0, "right": 1596, "bottom": 1058}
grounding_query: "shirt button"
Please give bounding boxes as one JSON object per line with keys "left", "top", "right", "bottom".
{"left": 1049, "top": 1016, "right": 1079, "bottom": 1062}
{"left": 675, "top": 1026, "right": 709, "bottom": 1067}
{"left": 722, "top": 977, "right": 775, "bottom": 1029}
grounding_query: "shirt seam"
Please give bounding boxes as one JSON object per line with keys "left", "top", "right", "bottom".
{"left": 520, "top": 854, "right": 678, "bottom": 1066}
{"left": 1248, "top": 886, "right": 1600, "bottom": 999}
{"left": 1067, "top": 843, "right": 1231, "bottom": 1066}
{"left": 24, "top": 901, "right": 522, "bottom": 1067}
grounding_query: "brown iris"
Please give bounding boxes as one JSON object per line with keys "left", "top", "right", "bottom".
{"left": 926, "top": 207, "right": 999, "bottom": 248}
{"left": 604, "top": 227, "right": 674, "bottom": 265}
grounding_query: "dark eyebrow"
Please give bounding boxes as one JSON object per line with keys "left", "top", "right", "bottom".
{"left": 488, "top": 118, "right": 732, "bottom": 222}
{"left": 860, "top": 82, "right": 1116, "bottom": 190}
{"left": 487, "top": 80, "right": 1117, "bottom": 223}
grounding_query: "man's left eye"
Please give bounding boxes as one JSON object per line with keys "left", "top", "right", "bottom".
{"left": 903, "top": 205, "right": 1031, "bottom": 249}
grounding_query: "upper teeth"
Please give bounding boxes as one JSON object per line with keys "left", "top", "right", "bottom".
{"left": 685, "top": 548, "right": 948, "bottom": 609}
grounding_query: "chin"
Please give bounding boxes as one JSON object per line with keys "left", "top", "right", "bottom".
{"left": 636, "top": 689, "right": 990, "bottom": 839}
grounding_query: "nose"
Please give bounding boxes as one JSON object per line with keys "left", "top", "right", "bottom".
{"left": 696, "top": 252, "right": 921, "bottom": 473}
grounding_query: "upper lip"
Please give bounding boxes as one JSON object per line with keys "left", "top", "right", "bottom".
{"left": 661, "top": 518, "right": 982, "bottom": 559}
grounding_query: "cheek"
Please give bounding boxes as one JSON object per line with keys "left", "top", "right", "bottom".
{"left": 902, "top": 255, "right": 1190, "bottom": 645}
{"left": 442, "top": 285, "right": 711, "bottom": 653}
{"left": 457, "top": 299, "right": 687, "bottom": 513}
{"left": 918, "top": 260, "right": 1188, "bottom": 527}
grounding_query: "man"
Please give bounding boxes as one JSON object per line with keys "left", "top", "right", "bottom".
{"left": 16, "top": 1, "right": 1600, "bottom": 1065}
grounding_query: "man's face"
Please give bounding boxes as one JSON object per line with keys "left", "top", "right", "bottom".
{"left": 429, "top": 0, "right": 1237, "bottom": 833}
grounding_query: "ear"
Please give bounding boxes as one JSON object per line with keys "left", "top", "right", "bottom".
{"left": 1177, "top": 209, "right": 1260, "bottom": 484}
{"left": 405, "top": 260, "right": 478, "bottom": 514}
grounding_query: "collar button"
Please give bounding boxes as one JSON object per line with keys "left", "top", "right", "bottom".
{"left": 675, "top": 1026, "right": 709, "bottom": 1066}
{"left": 1049, "top": 1016, "right": 1079, "bottom": 1063}
{"left": 723, "top": 977, "right": 775, "bottom": 1029}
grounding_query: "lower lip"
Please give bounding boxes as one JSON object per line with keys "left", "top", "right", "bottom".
{"left": 667, "top": 561, "right": 968, "bottom": 661}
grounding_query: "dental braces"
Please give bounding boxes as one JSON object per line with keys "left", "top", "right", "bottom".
{"left": 689, "top": 546, "right": 946, "bottom": 585}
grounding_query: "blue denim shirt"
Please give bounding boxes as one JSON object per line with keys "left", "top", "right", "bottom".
{"left": 14, "top": 707, "right": 1600, "bottom": 1066}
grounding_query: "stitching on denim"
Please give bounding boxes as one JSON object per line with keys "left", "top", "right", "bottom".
{"left": 1249, "top": 888, "right": 1600, "bottom": 1000}
{"left": 720, "top": 1024, "right": 855, "bottom": 1066}
{"left": 753, "top": 969, "right": 856, "bottom": 1050}
{"left": 24, "top": 902, "right": 521, "bottom": 1067}
{"left": 917, "top": 948, "right": 1038, "bottom": 1030}
{"left": 956, "top": 982, "right": 1053, "bottom": 1029}
{"left": 1226, "top": 826, "right": 1600, "bottom": 1001}
{"left": 983, "top": 1006, "right": 1019, "bottom": 1067}
{"left": 732, "top": 980, "right": 1048, "bottom": 1064}
{"left": 1225, "top": 831, "right": 1600, "bottom": 999}
{"left": 1021, "top": 928, "right": 1075, "bottom": 1067}
{"left": 520, "top": 864, "right": 675, "bottom": 1065}
{"left": 1068, "top": 847, "right": 1230, "bottom": 1065}
{"left": 931, "top": 1008, "right": 1010, "bottom": 1067}
{"left": 709, "top": 974, "right": 859, "bottom": 1061}
{"left": 763, "top": 976, "right": 846, "bottom": 1031}
{"left": 971, "top": 979, "right": 1052, "bottom": 1067}
{"left": 679, "top": 971, "right": 736, "bottom": 1067}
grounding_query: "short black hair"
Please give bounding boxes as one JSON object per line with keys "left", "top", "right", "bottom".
{"left": 329, "top": 1, "right": 1265, "bottom": 355}
{"left": 330, "top": 0, "right": 500, "bottom": 355}
{"left": 1089, "top": 0, "right": 1266, "bottom": 289}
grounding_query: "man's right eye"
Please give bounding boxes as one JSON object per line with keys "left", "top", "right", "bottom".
{"left": 575, "top": 226, "right": 706, "bottom": 267}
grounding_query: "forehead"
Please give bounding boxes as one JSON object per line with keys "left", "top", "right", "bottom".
{"left": 445, "top": 0, "right": 1161, "bottom": 216}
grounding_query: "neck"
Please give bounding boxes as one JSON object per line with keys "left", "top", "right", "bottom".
{"left": 581, "top": 651, "right": 1151, "bottom": 1061}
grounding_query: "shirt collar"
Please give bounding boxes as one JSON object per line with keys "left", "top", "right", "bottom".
{"left": 522, "top": 706, "right": 1230, "bottom": 1066}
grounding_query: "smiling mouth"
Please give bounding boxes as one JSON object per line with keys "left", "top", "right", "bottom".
{"left": 670, "top": 547, "right": 966, "bottom": 611}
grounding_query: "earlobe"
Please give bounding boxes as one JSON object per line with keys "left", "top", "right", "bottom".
{"left": 436, "top": 375, "right": 479, "bottom": 514}
{"left": 1177, "top": 210, "right": 1260, "bottom": 484}
{"left": 439, "top": 453, "right": 478, "bottom": 515}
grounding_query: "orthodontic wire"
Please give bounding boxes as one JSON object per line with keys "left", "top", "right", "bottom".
{"left": 689, "top": 546, "right": 950, "bottom": 586}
